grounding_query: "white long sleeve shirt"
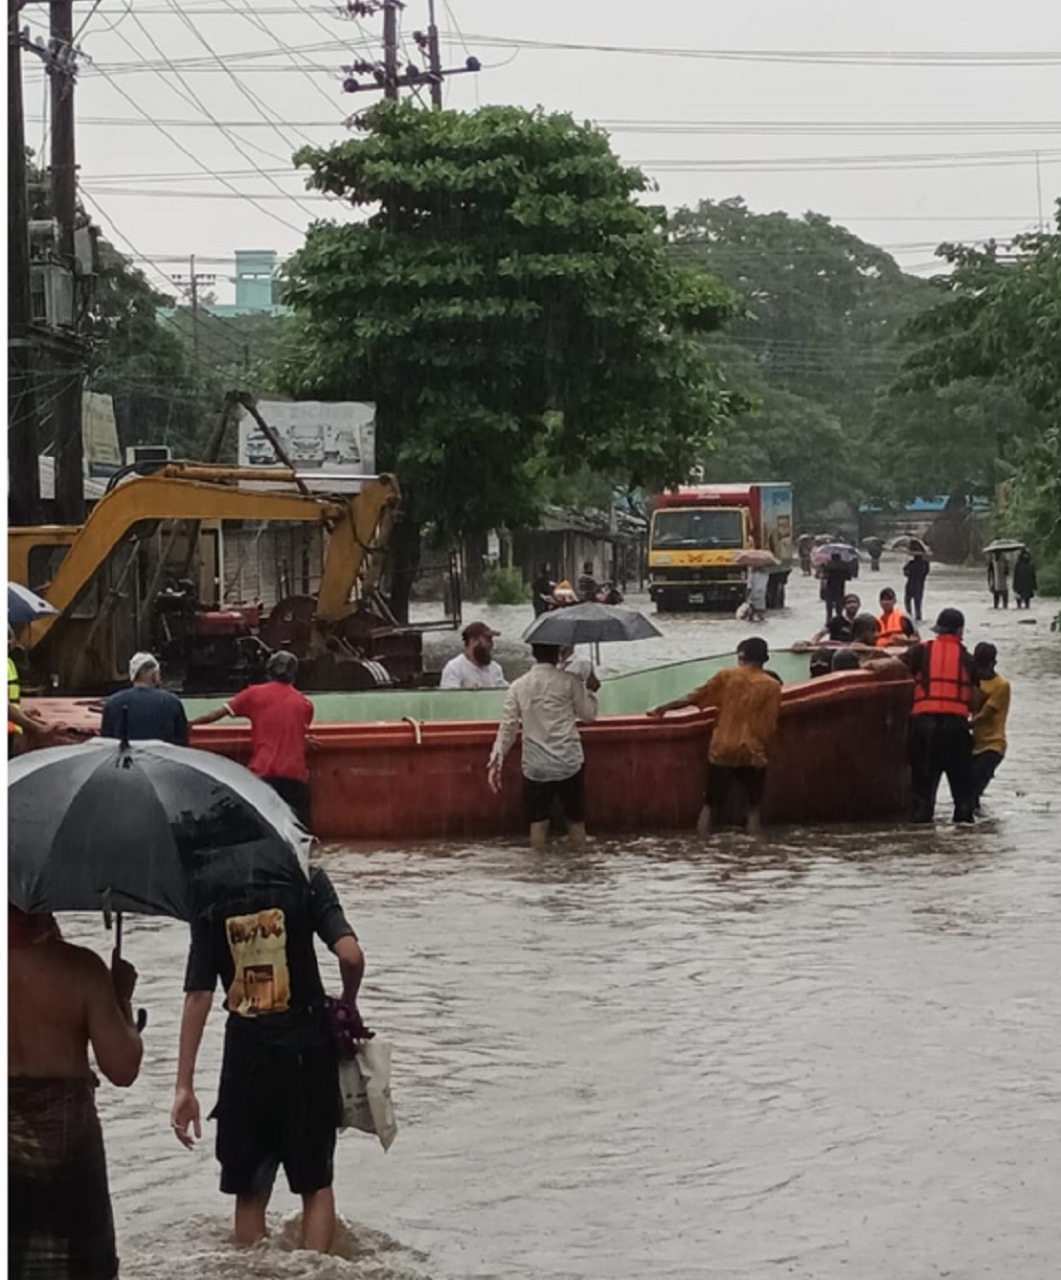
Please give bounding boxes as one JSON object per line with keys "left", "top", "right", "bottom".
{"left": 489, "top": 661, "right": 599, "bottom": 782}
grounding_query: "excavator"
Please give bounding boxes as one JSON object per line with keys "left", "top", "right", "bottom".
{"left": 8, "top": 463, "right": 444, "bottom": 695}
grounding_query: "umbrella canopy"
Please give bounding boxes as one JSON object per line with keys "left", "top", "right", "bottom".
{"left": 522, "top": 602, "right": 662, "bottom": 647}
{"left": 811, "top": 542, "right": 860, "bottom": 567}
{"left": 736, "top": 549, "right": 779, "bottom": 568}
{"left": 9, "top": 583, "right": 58, "bottom": 626}
{"left": 8, "top": 739, "right": 312, "bottom": 920}
{"left": 983, "top": 539, "right": 1026, "bottom": 555}
{"left": 886, "top": 535, "right": 930, "bottom": 554}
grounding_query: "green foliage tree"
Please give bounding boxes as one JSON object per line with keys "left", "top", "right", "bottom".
{"left": 893, "top": 218, "right": 1061, "bottom": 585}
{"left": 280, "top": 102, "right": 740, "bottom": 619}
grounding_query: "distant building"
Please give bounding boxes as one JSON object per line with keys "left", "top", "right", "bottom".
{"left": 209, "top": 249, "right": 290, "bottom": 318}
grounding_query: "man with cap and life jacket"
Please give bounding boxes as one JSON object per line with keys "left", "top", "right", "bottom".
{"left": 875, "top": 588, "right": 917, "bottom": 648}
{"left": 901, "top": 607, "right": 978, "bottom": 824}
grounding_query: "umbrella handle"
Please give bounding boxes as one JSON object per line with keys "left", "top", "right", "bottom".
{"left": 115, "top": 911, "right": 123, "bottom": 959}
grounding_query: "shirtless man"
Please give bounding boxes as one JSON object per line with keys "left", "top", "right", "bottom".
{"left": 9, "top": 909, "right": 143, "bottom": 1280}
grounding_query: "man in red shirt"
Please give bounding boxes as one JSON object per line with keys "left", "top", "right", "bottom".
{"left": 190, "top": 651, "right": 314, "bottom": 827}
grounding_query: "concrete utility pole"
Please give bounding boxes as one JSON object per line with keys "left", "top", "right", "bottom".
{"left": 171, "top": 254, "right": 217, "bottom": 377}
{"left": 8, "top": 0, "right": 42, "bottom": 525}
{"left": 341, "top": 0, "right": 479, "bottom": 108}
{"left": 49, "top": 0, "right": 84, "bottom": 524}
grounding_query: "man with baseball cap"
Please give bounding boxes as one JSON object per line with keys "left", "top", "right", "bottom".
{"left": 440, "top": 622, "right": 507, "bottom": 690}
{"left": 900, "top": 607, "right": 978, "bottom": 823}
{"left": 100, "top": 652, "right": 188, "bottom": 746}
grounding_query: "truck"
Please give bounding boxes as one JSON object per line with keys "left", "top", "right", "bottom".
{"left": 647, "top": 482, "right": 794, "bottom": 612}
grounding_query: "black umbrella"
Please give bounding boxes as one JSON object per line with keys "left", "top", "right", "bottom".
{"left": 8, "top": 738, "right": 312, "bottom": 925}
{"left": 522, "top": 602, "right": 662, "bottom": 647}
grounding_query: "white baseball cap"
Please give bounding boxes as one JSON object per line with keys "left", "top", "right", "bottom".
{"left": 129, "top": 652, "right": 159, "bottom": 681}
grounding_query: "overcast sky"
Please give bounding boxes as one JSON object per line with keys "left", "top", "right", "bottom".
{"left": 21, "top": 0, "right": 1061, "bottom": 302}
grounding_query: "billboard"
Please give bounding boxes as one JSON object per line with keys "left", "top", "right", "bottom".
{"left": 238, "top": 400, "right": 376, "bottom": 476}
{"left": 82, "top": 391, "right": 122, "bottom": 470}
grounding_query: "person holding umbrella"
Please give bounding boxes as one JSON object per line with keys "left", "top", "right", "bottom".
{"left": 9, "top": 908, "right": 143, "bottom": 1279}
{"left": 902, "top": 548, "right": 930, "bottom": 621}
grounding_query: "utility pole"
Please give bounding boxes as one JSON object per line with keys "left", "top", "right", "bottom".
{"left": 340, "top": 0, "right": 479, "bottom": 108}
{"left": 171, "top": 254, "right": 217, "bottom": 377}
{"left": 8, "top": 0, "right": 42, "bottom": 525}
{"left": 48, "top": 0, "right": 84, "bottom": 524}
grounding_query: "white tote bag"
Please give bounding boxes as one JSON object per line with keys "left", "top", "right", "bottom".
{"left": 338, "top": 1038, "right": 397, "bottom": 1151}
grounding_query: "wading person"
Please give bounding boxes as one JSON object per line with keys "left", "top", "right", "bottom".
{"left": 876, "top": 588, "right": 917, "bottom": 647}
{"left": 101, "top": 652, "right": 188, "bottom": 746}
{"left": 531, "top": 564, "right": 554, "bottom": 617}
{"left": 821, "top": 552, "right": 852, "bottom": 623}
{"left": 987, "top": 553, "right": 1010, "bottom": 609}
{"left": 808, "top": 593, "right": 861, "bottom": 645}
{"left": 902, "top": 608, "right": 977, "bottom": 824}
{"left": 1012, "top": 549, "right": 1037, "bottom": 610}
{"left": 9, "top": 908, "right": 143, "bottom": 1280}
{"left": 189, "top": 651, "right": 314, "bottom": 828}
{"left": 487, "top": 643, "right": 599, "bottom": 850}
{"left": 440, "top": 621, "right": 507, "bottom": 690}
{"left": 171, "top": 867, "right": 366, "bottom": 1254}
{"left": 648, "top": 636, "right": 782, "bottom": 839}
{"left": 970, "top": 642, "right": 1011, "bottom": 812}
{"left": 902, "top": 551, "right": 930, "bottom": 621}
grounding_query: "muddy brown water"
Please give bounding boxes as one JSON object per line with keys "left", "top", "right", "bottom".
{"left": 57, "top": 563, "right": 1060, "bottom": 1279}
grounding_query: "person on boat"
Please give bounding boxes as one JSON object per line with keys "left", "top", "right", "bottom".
{"left": 189, "top": 650, "right": 314, "bottom": 828}
{"left": 821, "top": 553, "right": 853, "bottom": 623}
{"left": 531, "top": 564, "right": 555, "bottom": 616}
{"left": 487, "top": 643, "right": 599, "bottom": 851}
{"left": 171, "top": 868, "right": 366, "bottom": 1254}
{"left": 9, "top": 907, "right": 143, "bottom": 1280}
{"left": 987, "top": 553, "right": 1010, "bottom": 609}
{"left": 100, "top": 652, "right": 189, "bottom": 746}
{"left": 876, "top": 588, "right": 917, "bottom": 647}
{"left": 647, "top": 636, "right": 782, "bottom": 839}
{"left": 440, "top": 621, "right": 507, "bottom": 690}
{"left": 806, "top": 593, "right": 861, "bottom": 645}
{"left": 970, "top": 642, "right": 1010, "bottom": 813}
{"left": 902, "top": 550, "right": 930, "bottom": 621}
{"left": 1012, "top": 549, "right": 1037, "bottom": 610}
{"left": 900, "top": 607, "right": 978, "bottom": 824}
{"left": 577, "top": 561, "right": 600, "bottom": 603}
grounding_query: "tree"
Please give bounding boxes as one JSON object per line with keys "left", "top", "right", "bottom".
{"left": 892, "top": 216, "right": 1061, "bottom": 584}
{"left": 280, "top": 102, "right": 740, "bottom": 619}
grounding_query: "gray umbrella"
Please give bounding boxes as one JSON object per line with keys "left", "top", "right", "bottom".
{"left": 983, "top": 539, "right": 1026, "bottom": 555}
{"left": 9, "top": 583, "right": 58, "bottom": 626}
{"left": 8, "top": 738, "right": 312, "bottom": 922}
{"left": 522, "top": 602, "right": 662, "bottom": 647}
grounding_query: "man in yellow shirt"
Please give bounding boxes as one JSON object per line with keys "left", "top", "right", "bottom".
{"left": 649, "top": 637, "right": 782, "bottom": 838}
{"left": 970, "top": 642, "right": 1010, "bottom": 813}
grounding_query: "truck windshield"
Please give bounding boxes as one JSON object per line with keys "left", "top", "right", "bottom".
{"left": 652, "top": 509, "right": 743, "bottom": 550}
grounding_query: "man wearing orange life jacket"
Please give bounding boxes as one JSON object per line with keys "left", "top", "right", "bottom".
{"left": 901, "top": 607, "right": 978, "bottom": 824}
{"left": 875, "top": 588, "right": 917, "bottom": 648}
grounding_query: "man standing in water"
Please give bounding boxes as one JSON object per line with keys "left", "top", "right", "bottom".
{"left": 648, "top": 637, "right": 782, "bottom": 838}
{"left": 101, "top": 652, "right": 188, "bottom": 746}
{"left": 9, "top": 908, "right": 143, "bottom": 1279}
{"left": 488, "top": 642, "right": 599, "bottom": 850}
{"left": 171, "top": 867, "right": 366, "bottom": 1254}
{"left": 190, "top": 651, "right": 314, "bottom": 827}
{"left": 970, "top": 642, "right": 1011, "bottom": 812}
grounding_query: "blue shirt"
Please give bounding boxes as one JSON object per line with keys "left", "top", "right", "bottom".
{"left": 101, "top": 686, "right": 188, "bottom": 747}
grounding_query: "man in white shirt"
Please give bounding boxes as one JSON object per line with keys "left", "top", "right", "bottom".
{"left": 487, "top": 644, "right": 599, "bottom": 850}
{"left": 439, "top": 622, "right": 507, "bottom": 690}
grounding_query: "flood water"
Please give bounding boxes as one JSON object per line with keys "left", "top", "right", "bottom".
{"left": 65, "top": 561, "right": 1061, "bottom": 1280}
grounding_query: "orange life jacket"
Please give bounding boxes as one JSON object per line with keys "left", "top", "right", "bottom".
{"left": 910, "top": 636, "right": 974, "bottom": 717}
{"left": 875, "top": 607, "right": 908, "bottom": 647}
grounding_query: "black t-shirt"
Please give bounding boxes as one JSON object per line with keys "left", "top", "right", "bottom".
{"left": 826, "top": 615, "right": 855, "bottom": 643}
{"left": 101, "top": 686, "right": 188, "bottom": 746}
{"left": 904, "top": 557, "right": 930, "bottom": 586}
{"left": 183, "top": 867, "right": 355, "bottom": 1044}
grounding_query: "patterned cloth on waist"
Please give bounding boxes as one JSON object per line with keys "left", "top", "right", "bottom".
{"left": 9, "top": 1075, "right": 118, "bottom": 1280}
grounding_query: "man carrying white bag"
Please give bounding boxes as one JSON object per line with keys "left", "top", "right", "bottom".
{"left": 324, "top": 997, "right": 398, "bottom": 1151}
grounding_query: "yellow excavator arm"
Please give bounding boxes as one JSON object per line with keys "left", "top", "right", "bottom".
{"left": 9, "top": 467, "right": 401, "bottom": 652}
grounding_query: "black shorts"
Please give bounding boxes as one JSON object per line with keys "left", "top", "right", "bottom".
{"left": 523, "top": 767, "right": 586, "bottom": 825}
{"left": 212, "top": 1021, "right": 341, "bottom": 1198}
{"left": 705, "top": 764, "right": 767, "bottom": 810}
{"left": 263, "top": 776, "right": 312, "bottom": 830}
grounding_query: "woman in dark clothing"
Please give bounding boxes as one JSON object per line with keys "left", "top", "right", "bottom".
{"left": 902, "top": 552, "right": 930, "bottom": 622}
{"left": 1012, "top": 549, "right": 1037, "bottom": 609}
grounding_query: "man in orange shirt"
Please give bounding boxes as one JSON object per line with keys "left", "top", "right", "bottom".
{"left": 648, "top": 636, "right": 782, "bottom": 838}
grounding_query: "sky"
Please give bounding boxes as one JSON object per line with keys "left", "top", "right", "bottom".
{"left": 19, "top": 0, "right": 1061, "bottom": 304}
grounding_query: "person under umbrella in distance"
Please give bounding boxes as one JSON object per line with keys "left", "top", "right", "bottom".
{"left": 821, "top": 552, "right": 854, "bottom": 624}
{"left": 902, "top": 549, "right": 930, "bottom": 621}
{"left": 1012, "top": 549, "right": 1037, "bottom": 610}
{"left": 101, "top": 652, "right": 188, "bottom": 746}
{"left": 487, "top": 643, "right": 599, "bottom": 851}
{"left": 440, "top": 621, "right": 507, "bottom": 689}
{"left": 189, "top": 650, "right": 314, "bottom": 828}
{"left": 648, "top": 637, "right": 782, "bottom": 839}
{"left": 9, "top": 907, "right": 143, "bottom": 1280}
{"left": 171, "top": 866, "right": 366, "bottom": 1254}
